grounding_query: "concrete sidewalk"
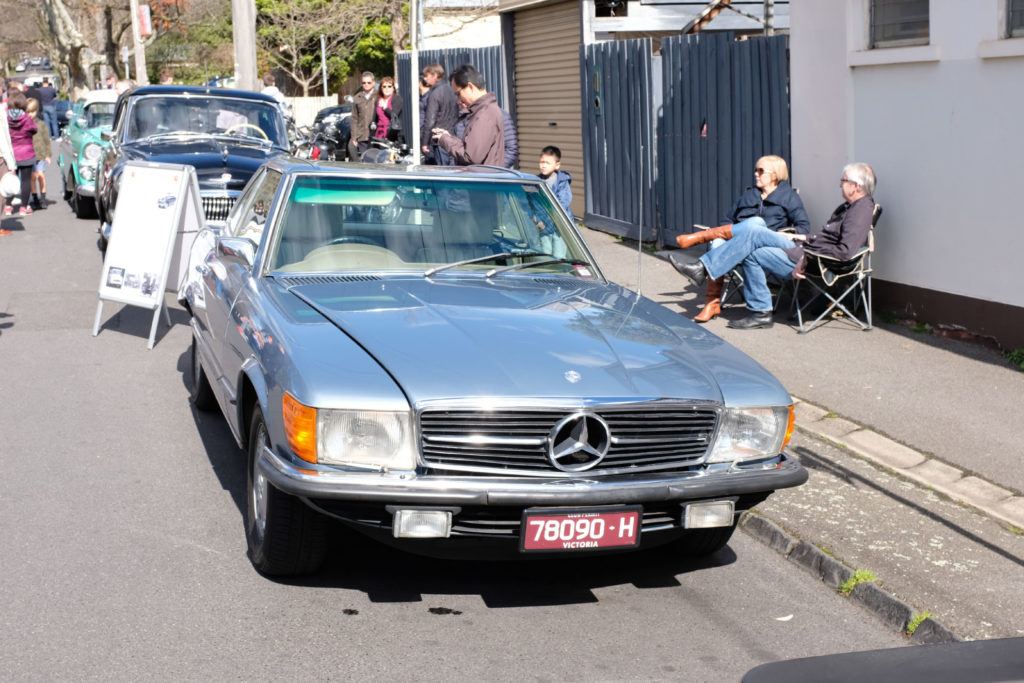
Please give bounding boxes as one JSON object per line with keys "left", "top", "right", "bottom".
{"left": 581, "top": 227, "right": 1024, "bottom": 530}
{"left": 582, "top": 227, "right": 1024, "bottom": 641}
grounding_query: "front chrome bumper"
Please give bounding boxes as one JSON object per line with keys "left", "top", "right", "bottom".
{"left": 75, "top": 182, "right": 97, "bottom": 197}
{"left": 257, "top": 446, "right": 808, "bottom": 507}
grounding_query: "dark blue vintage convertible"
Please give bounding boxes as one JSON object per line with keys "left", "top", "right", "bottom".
{"left": 96, "top": 85, "right": 291, "bottom": 250}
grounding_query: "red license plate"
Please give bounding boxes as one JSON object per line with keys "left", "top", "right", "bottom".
{"left": 520, "top": 506, "right": 641, "bottom": 552}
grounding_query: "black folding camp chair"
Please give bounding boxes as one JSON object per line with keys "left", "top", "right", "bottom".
{"left": 790, "top": 203, "right": 883, "bottom": 334}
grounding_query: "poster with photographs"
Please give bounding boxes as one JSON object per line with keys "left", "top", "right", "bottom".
{"left": 97, "top": 162, "right": 202, "bottom": 309}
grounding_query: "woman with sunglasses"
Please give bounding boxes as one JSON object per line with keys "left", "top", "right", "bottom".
{"left": 373, "top": 77, "right": 404, "bottom": 144}
{"left": 673, "top": 155, "right": 810, "bottom": 323}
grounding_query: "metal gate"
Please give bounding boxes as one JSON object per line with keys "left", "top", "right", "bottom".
{"left": 659, "top": 32, "right": 790, "bottom": 247}
{"left": 579, "top": 38, "right": 657, "bottom": 242}
{"left": 396, "top": 46, "right": 508, "bottom": 110}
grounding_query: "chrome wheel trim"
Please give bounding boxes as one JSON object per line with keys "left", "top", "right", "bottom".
{"left": 252, "top": 424, "right": 269, "bottom": 539}
{"left": 190, "top": 340, "right": 201, "bottom": 389}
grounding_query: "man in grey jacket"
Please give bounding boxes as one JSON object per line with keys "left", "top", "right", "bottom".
{"left": 347, "top": 71, "right": 376, "bottom": 161}
{"left": 433, "top": 65, "right": 504, "bottom": 167}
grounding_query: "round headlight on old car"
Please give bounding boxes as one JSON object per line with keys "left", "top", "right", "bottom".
{"left": 706, "top": 406, "right": 793, "bottom": 464}
{"left": 80, "top": 165, "right": 96, "bottom": 181}
{"left": 83, "top": 142, "right": 103, "bottom": 162}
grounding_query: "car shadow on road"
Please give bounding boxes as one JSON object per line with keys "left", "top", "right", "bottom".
{"left": 175, "top": 347, "right": 249, "bottom": 515}
{"left": 276, "top": 523, "right": 739, "bottom": 607}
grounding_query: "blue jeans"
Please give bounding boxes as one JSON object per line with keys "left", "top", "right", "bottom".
{"left": 43, "top": 106, "right": 58, "bottom": 138}
{"left": 699, "top": 217, "right": 799, "bottom": 312}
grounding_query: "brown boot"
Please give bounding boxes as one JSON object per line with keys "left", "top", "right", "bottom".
{"left": 693, "top": 276, "right": 724, "bottom": 323}
{"left": 676, "top": 224, "right": 734, "bottom": 250}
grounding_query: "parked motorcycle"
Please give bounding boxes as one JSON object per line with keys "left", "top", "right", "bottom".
{"left": 360, "top": 135, "right": 413, "bottom": 165}
{"left": 309, "top": 111, "right": 351, "bottom": 161}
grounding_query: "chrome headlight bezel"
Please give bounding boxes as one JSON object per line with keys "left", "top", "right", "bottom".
{"left": 706, "top": 406, "right": 791, "bottom": 464}
{"left": 317, "top": 409, "right": 417, "bottom": 471}
{"left": 82, "top": 142, "right": 103, "bottom": 163}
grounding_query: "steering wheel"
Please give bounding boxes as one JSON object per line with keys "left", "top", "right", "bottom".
{"left": 326, "top": 236, "right": 380, "bottom": 247}
{"left": 223, "top": 123, "right": 269, "bottom": 140}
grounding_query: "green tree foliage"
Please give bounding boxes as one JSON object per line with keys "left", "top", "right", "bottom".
{"left": 146, "top": 2, "right": 235, "bottom": 85}
{"left": 255, "top": 0, "right": 402, "bottom": 96}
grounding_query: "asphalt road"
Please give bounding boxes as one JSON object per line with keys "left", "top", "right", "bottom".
{"left": 0, "top": 163, "right": 911, "bottom": 680}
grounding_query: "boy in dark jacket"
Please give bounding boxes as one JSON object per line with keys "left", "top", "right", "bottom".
{"left": 537, "top": 145, "right": 573, "bottom": 223}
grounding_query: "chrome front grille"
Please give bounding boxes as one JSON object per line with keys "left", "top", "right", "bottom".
{"left": 201, "top": 194, "right": 237, "bottom": 221}
{"left": 420, "top": 404, "right": 717, "bottom": 476}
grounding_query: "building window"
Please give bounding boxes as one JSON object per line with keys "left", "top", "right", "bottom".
{"left": 871, "top": 0, "right": 929, "bottom": 48}
{"left": 1011, "top": 0, "right": 1024, "bottom": 37}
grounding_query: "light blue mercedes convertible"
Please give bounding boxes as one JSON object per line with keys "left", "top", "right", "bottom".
{"left": 181, "top": 158, "right": 807, "bottom": 576}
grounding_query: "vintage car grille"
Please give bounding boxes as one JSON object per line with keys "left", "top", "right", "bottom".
{"left": 420, "top": 405, "right": 718, "bottom": 476}
{"left": 201, "top": 194, "right": 237, "bottom": 221}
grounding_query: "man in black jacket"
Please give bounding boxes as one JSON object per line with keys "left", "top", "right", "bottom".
{"left": 420, "top": 64, "right": 458, "bottom": 165}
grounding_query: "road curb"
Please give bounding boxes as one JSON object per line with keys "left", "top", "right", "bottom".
{"left": 738, "top": 512, "right": 961, "bottom": 643}
{"left": 791, "top": 397, "right": 1024, "bottom": 531}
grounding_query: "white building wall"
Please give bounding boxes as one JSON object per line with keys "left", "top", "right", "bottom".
{"left": 791, "top": 0, "right": 1024, "bottom": 309}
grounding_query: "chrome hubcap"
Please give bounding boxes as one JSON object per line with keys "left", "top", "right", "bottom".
{"left": 252, "top": 425, "right": 268, "bottom": 538}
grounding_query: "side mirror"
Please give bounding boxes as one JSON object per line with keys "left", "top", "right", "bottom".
{"left": 76, "top": 117, "right": 88, "bottom": 128}
{"left": 217, "top": 236, "right": 256, "bottom": 268}
{"left": 64, "top": 110, "right": 75, "bottom": 121}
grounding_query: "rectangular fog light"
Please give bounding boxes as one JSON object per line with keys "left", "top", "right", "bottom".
{"left": 684, "top": 501, "right": 735, "bottom": 529}
{"left": 393, "top": 510, "right": 453, "bottom": 539}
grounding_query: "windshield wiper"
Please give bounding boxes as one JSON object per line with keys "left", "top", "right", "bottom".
{"left": 485, "top": 257, "right": 588, "bottom": 278}
{"left": 424, "top": 251, "right": 549, "bottom": 277}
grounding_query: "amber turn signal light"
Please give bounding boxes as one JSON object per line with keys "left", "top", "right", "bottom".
{"left": 282, "top": 393, "right": 317, "bottom": 463}
{"left": 781, "top": 404, "right": 796, "bottom": 451}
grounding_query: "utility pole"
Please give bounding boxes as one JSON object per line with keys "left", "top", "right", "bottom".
{"left": 232, "top": 0, "right": 258, "bottom": 90}
{"left": 320, "top": 34, "right": 328, "bottom": 97}
{"left": 128, "top": 0, "right": 149, "bottom": 84}
{"left": 409, "top": 0, "right": 421, "bottom": 164}
{"left": 764, "top": 0, "right": 775, "bottom": 37}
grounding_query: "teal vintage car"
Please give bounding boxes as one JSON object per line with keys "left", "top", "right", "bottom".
{"left": 58, "top": 89, "right": 119, "bottom": 218}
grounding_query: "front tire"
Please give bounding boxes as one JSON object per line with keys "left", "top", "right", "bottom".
{"left": 72, "top": 188, "right": 96, "bottom": 219}
{"left": 246, "top": 405, "right": 327, "bottom": 576}
{"left": 188, "top": 336, "right": 217, "bottom": 411}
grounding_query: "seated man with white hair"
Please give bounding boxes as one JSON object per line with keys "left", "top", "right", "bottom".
{"left": 670, "top": 162, "right": 876, "bottom": 330}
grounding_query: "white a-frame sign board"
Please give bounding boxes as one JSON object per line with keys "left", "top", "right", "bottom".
{"left": 93, "top": 161, "right": 204, "bottom": 349}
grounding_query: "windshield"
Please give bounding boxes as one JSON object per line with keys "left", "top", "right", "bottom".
{"left": 126, "top": 95, "right": 287, "bottom": 146}
{"left": 84, "top": 102, "right": 115, "bottom": 128}
{"left": 268, "top": 176, "right": 593, "bottom": 276}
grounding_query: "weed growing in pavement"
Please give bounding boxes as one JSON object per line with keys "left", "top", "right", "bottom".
{"left": 1007, "top": 525, "right": 1024, "bottom": 536}
{"left": 839, "top": 569, "right": 878, "bottom": 596}
{"left": 911, "top": 322, "right": 931, "bottom": 334}
{"left": 906, "top": 611, "right": 933, "bottom": 636}
{"left": 824, "top": 411, "right": 839, "bottom": 419}
{"left": 1005, "top": 348, "right": 1024, "bottom": 371}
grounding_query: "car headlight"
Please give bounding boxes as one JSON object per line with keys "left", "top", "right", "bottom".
{"left": 80, "top": 165, "right": 96, "bottom": 181}
{"left": 706, "top": 406, "right": 794, "bottom": 464}
{"left": 282, "top": 393, "right": 416, "bottom": 470}
{"left": 83, "top": 142, "right": 103, "bottom": 162}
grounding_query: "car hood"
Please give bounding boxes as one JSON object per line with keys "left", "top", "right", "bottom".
{"left": 119, "top": 138, "right": 282, "bottom": 189}
{"left": 281, "top": 275, "right": 782, "bottom": 406}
